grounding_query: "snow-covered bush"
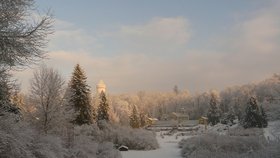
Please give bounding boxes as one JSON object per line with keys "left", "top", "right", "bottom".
{"left": 31, "top": 135, "right": 68, "bottom": 158}
{"left": 0, "top": 113, "right": 35, "bottom": 158}
{"left": 70, "top": 124, "right": 121, "bottom": 158}
{"left": 228, "top": 126, "right": 263, "bottom": 136}
{"left": 179, "top": 133, "right": 269, "bottom": 158}
{"left": 263, "top": 102, "right": 280, "bottom": 121}
{"left": 74, "top": 124, "right": 101, "bottom": 141}
{"left": 98, "top": 121, "right": 159, "bottom": 150}
{"left": 97, "top": 142, "right": 122, "bottom": 158}
{"left": 0, "top": 114, "right": 122, "bottom": 158}
{"left": 70, "top": 134, "right": 99, "bottom": 158}
{"left": 0, "top": 113, "right": 68, "bottom": 158}
{"left": 0, "top": 131, "right": 34, "bottom": 158}
{"left": 114, "top": 127, "right": 159, "bottom": 150}
{"left": 70, "top": 125, "right": 99, "bottom": 158}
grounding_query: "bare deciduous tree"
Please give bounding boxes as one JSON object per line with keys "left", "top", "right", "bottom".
{"left": 0, "top": 0, "right": 53, "bottom": 70}
{"left": 30, "top": 65, "right": 64, "bottom": 134}
{"left": 0, "top": 0, "right": 53, "bottom": 114}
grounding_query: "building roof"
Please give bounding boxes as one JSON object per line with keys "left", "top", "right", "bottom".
{"left": 201, "top": 116, "right": 208, "bottom": 120}
{"left": 149, "top": 120, "right": 198, "bottom": 127}
{"left": 148, "top": 118, "right": 158, "bottom": 121}
{"left": 171, "top": 112, "right": 189, "bottom": 118}
{"left": 152, "top": 120, "right": 177, "bottom": 127}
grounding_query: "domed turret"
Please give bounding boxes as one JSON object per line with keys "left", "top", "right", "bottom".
{"left": 96, "top": 80, "right": 106, "bottom": 93}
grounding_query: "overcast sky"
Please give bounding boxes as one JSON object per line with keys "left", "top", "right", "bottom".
{"left": 14, "top": 0, "right": 280, "bottom": 94}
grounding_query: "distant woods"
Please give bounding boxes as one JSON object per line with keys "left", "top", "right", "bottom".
{"left": 110, "top": 74, "right": 279, "bottom": 127}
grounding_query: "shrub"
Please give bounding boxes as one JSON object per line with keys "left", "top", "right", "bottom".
{"left": 264, "top": 102, "right": 280, "bottom": 121}
{"left": 71, "top": 124, "right": 121, "bottom": 158}
{"left": 98, "top": 121, "right": 159, "bottom": 150}
{"left": 180, "top": 133, "right": 268, "bottom": 158}
{"left": 0, "top": 113, "right": 121, "bottom": 158}
{"left": 72, "top": 122, "right": 158, "bottom": 153}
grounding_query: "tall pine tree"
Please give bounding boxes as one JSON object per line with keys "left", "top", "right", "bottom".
{"left": 130, "top": 105, "right": 140, "bottom": 128}
{"left": 68, "top": 64, "right": 93, "bottom": 125}
{"left": 207, "top": 92, "right": 221, "bottom": 125}
{"left": 97, "top": 91, "right": 109, "bottom": 122}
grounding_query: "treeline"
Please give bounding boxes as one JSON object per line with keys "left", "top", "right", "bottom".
{"left": 109, "top": 74, "right": 280, "bottom": 126}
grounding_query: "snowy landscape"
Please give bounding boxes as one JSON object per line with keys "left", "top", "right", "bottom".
{"left": 1, "top": 0, "right": 280, "bottom": 158}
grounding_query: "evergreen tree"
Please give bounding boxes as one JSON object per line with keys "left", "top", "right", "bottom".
{"left": 221, "top": 106, "right": 235, "bottom": 125}
{"left": 207, "top": 93, "right": 221, "bottom": 125}
{"left": 243, "top": 97, "right": 267, "bottom": 128}
{"left": 130, "top": 105, "right": 140, "bottom": 128}
{"left": 92, "top": 105, "right": 97, "bottom": 122}
{"left": 68, "top": 64, "right": 93, "bottom": 125}
{"left": 227, "top": 106, "right": 236, "bottom": 124}
{"left": 260, "top": 105, "right": 268, "bottom": 128}
{"left": 97, "top": 91, "right": 109, "bottom": 122}
{"left": 233, "top": 101, "right": 242, "bottom": 121}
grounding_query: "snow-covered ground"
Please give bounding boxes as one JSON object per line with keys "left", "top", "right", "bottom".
{"left": 121, "top": 132, "right": 191, "bottom": 158}
{"left": 264, "top": 120, "right": 280, "bottom": 141}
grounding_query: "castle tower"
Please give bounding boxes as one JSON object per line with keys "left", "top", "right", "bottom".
{"left": 96, "top": 80, "right": 106, "bottom": 93}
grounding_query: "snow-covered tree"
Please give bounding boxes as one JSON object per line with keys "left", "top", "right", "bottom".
{"left": 29, "top": 65, "right": 65, "bottom": 133}
{"left": 108, "top": 108, "right": 120, "bottom": 124}
{"left": 68, "top": 64, "right": 93, "bottom": 125}
{"left": 207, "top": 91, "right": 221, "bottom": 125}
{"left": 97, "top": 91, "right": 109, "bottom": 122}
{"left": 260, "top": 105, "right": 268, "bottom": 128}
{"left": 139, "top": 111, "right": 147, "bottom": 127}
{"left": 233, "top": 98, "right": 243, "bottom": 121}
{"left": 221, "top": 105, "right": 235, "bottom": 125}
{"left": 111, "top": 97, "right": 131, "bottom": 125}
{"left": 0, "top": 0, "right": 52, "bottom": 115}
{"left": 243, "top": 97, "right": 267, "bottom": 128}
{"left": 0, "top": 0, "right": 52, "bottom": 70}
{"left": 130, "top": 105, "right": 140, "bottom": 128}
